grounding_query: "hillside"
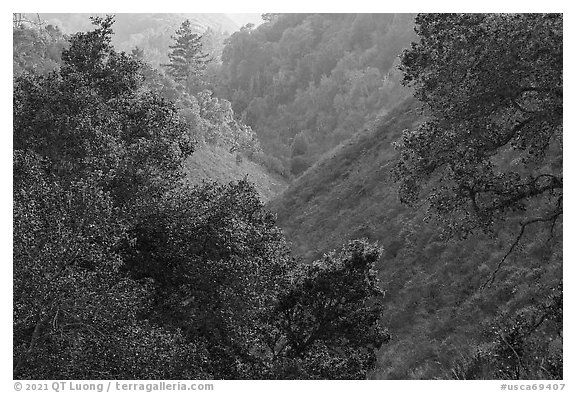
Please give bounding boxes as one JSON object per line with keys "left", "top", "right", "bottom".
{"left": 216, "top": 13, "right": 416, "bottom": 177}
{"left": 185, "top": 144, "right": 286, "bottom": 202}
{"left": 267, "top": 97, "right": 562, "bottom": 378}
{"left": 268, "top": 97, "right": 420, "bottom": 261}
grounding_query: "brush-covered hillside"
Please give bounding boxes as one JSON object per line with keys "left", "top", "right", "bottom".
{"left": 268, "top": 97, "right": 421, "bottom": 262}
{"left": 185, "top": 144, "right": 286, "bottom": 202}
{"left": 268, "top": 93, "right": 562, "bottom": 378}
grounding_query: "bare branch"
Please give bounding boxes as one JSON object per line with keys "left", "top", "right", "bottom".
{"left": 499, "top": 332, "right": 528, "bottom": 379}
{"left": 481, "top": 208, "right": 563, "bottom": 289}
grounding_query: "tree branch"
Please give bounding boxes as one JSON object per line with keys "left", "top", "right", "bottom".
{"left": 499, "top": 332, "right": 527, "bottom": 379}
{"left": 481, "top": 208, "right": 562, "bottom": 289}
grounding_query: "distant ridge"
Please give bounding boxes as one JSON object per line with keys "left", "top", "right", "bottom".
{"left": 37, "top": 13, "right": 240, "bottom": 34}
{"left": 224, "top": 13, "right": 263, "bottom": 28}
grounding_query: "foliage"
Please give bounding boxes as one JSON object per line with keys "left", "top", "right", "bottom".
{"left": 13, "top": 151, "right": 213, "bottom": 379}
{"left": 217, "top": 13, "right": 416, "bottom": 177}
{"left": 268, "top": 240, "right": 390, "bottom": 379}
{"left": 136, "top": 39, "right": 261, "bottom": 158}
{"left": 396, "top": 14, "right": 562, "bottom": 236}
{"left": 115, "top": 179, "right": 389, "bottom": 379}
{"left": 163, "top": 19, "right": 211, "bottom": 94}
{"left": 120, "top": 180, "right": 292, "bottom": 378}
{"left": 14, "top": 15, "right": 195, "bottom": 210}
{"left": 451, "top": 284, "right": 562, "bottom": 380}
{"left": 12, "top": 16, "right": 207, "bottom": 379}
{"left": 196, "top": 89, "right": 260, "bottom": 154}
{"left": 390, "top": 15, "right": 563, "bottom": 377}
{"left": 13, "top": 23, "right": 66, "bottom": 75}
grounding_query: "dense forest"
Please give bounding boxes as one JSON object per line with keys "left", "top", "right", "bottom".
{"left": 13, "top": 13, "right": 562, "bottom": 380}
{"left": 216, "top": 14, "right": 416, "bottom": 177}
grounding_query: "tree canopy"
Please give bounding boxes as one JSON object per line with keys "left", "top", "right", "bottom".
{"left": 270, "top": 240, "right": 390, "bottom": 379}
{"left": 395, "top": 13, "right": 562, "bottom": 237}
{"left": 391, "top": 13, "right": 563, "bottom": 378}
{"left": 14, "top": 15, "right": 195, "bottom": 210}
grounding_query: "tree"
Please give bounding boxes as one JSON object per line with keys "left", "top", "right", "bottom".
{"left": 13, "top": 17, "right": 204, "bottom": 379}
{"left": 13, "top": 22, "right": 66, "bottom": 75}
{"left": 120, "top": 179, "right": 293, "bottom": 378}
{"left": 395, "top": 13, "right": 563, "bottom": 380}
{"left": 13, "top": 151, "right": 212, "bottom": 379}
{"left": 395, "top": 14, "right": 562, "bottom": 237}
{"left": 196, "top": 89, "right": 261, "bottom": 153}
{"left": 267, "top": 240, "right": 390, "bottom": 379}
{"left": 163, "top": 19, "right": 210, "bottom": 93}
{"left": 14, "top": 15, "right": 195, "bottom": 210}
{"left": 119, "top": 184, "right": 389, "bottom": 379}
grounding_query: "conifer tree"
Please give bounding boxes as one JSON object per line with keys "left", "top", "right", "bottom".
{"left": 163, "top": 19, "right": 210, "bottom": 92}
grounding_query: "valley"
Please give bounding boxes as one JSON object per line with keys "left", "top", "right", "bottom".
{"left": 13, "top": 12, "right": 563, "bottom": 381}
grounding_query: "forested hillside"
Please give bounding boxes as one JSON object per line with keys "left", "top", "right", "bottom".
{"left": 13, "top": 13, "right": 562, "bottom": 381}
{"left": 216, "top": 14, "right": 416, "bottom": 177}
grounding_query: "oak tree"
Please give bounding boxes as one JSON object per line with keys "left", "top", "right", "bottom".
{"left": 14, "top": 16, "right": 195, "bottom": 210}
{"left": 396, "top": 14, "right": 562, "bottom": 237}
{"left": 268, "top": 240, "right": 389, "bottom": 379}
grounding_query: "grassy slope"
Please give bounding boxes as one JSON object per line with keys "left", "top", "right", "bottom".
{"left": 184, "top": 145, "right": 287, "bottom": 203}
{"left": 268, "top": 97, "right": 421, "bottom": 261}
{"left": 267, "top": 97, "right": 562, "bottom": 379}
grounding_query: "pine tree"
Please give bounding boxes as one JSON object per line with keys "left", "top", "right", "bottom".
{"left": 163, "top": 19, "right": 210, "bottom": 92}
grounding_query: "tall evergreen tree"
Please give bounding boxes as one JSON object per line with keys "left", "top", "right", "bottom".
{"left": 163, "top": 19, "right": 210, "bottom": 92}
